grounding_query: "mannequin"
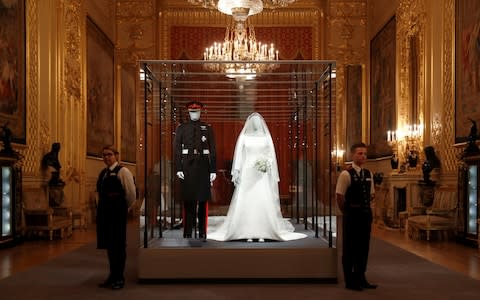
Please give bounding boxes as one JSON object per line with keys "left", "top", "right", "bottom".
{"left": 174, "top": 101, "right": 217, "bottom": 239}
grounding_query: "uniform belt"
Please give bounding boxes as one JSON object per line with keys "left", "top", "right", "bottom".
{"left": 182, "top": 149, "right": 209, "bottom": 155}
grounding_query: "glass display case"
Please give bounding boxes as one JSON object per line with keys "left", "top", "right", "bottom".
{"left": 0, "top": 156, "right": 21, "bottom": 247}
{"left": 457, "top": 154, "right": 480, "bottom": 247}
{"left": 2, "top": 165, "right": 13, "bottom": 239}
{"left": 136, "top": 60, "right": 338, "bottom": 280}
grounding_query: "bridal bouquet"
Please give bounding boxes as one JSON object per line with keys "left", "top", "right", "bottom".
{"left": 254, "top": 158, "right": 271, "bottom": 173}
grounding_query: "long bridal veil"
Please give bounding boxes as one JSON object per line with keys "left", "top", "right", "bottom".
{"left": 208, "top": 112, "right": 307, "bottom": 241}
{"left": 231, "top": 112, "right": 279, "bottom": 185}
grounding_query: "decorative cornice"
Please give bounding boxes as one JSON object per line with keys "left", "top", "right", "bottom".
{"left": 116, "top": 0, "right": 156, "bottom": 65}
{"left": 116, "top": 0, "right": 155, "bottom": 18}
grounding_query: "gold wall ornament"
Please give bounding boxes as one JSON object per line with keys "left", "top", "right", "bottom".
{"left": 396, "top": 0, "right": 426, "bottom": 162}
{"left": 397, "top": 0, "right": 426, "bottom": 37}
{"left": 326, "top": 0, "right": 367, "bottom": 148}
{"left": 441, "top": 0, "right": 459, "bottom": 173}
{"left": 116, "top": 0, "right": 156, "bottom": 61}
{"left": 63, "top": 0, "right": 83, "bottom": 102}
{"left": 24, "top": 0, "right": 40, "bottom": 176}
{"left": 57, "top": 0, "right": 86, "bottom": 214}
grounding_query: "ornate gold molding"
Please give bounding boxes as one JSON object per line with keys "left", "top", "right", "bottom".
{"left": 61, "top": 0, "right": 85, "bottom": 190}
{"left": 24, "top": 0, "right": 40, "bottom": 176}
{"left": 326, "top": 0, "right": 367, "bottom": 148}
{"left": 397, "top": 0, "right": 426, "bottom": 125}
{"left": 441, "top": 0, "right": 458, "bottom": 173}
{"left": 63, "top": 0, "right": 82, "bottom": 104}
{"left": 396, "top": 0, "right": 426, "bottom": 162}
{"left": 116, "top": 0, "right": 156, "bottom": 65}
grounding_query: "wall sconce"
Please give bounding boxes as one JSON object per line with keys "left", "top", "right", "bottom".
{"left": 332, "top": 148, "right": 345, "bottom": 171}
{"left": 387, "top": 124, "right": 423, "bottom": 169}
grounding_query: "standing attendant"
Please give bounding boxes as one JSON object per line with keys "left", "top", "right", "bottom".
{"left": 96, "top": 145, "right": 136, "bottom": 290}
{"left": 336, "top": 142, "right": 377, "bottom": 291}
{"left": 174, "top": 101, "right": 217, "bottom": 239}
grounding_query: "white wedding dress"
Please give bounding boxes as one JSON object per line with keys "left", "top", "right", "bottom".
{"left": 208, "top": 113, "right": 307, "bottom": 242}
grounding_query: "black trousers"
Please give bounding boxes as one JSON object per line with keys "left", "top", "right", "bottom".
{"left": 184, "top": 200, "right": 206, "bottom": 237}
{"left": 180, "top": 156, "right": 210, "bottom": 238}
{"left": 107, "top": 246, "right": 126, "bottom": 282}
{"left": 342, "top": 210, "right": 372, "bottom": 285}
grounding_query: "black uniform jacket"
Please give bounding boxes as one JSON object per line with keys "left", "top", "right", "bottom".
{"left": 174, "top": 120, "right": 217, "bottom": 203}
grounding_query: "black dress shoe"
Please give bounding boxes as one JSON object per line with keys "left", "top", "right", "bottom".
{"left": 360, "top": 281, "right": 378, "bottom": 289}
{"left": 345, "top": 284, "right": 363, "bottom": 291}
{"left": 111, "top": 280, "right": 124, "bottom": 290}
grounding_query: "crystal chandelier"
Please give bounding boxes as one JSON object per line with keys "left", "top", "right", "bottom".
{"left": 188, "top": 0, "right": 289, "bottom": 79}
{"left": 203, "top": 20, "right": 279, "bottom": 79}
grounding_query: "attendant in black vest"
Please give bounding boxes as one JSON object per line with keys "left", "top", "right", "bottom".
{"left": 96, "top": 145, "right": 136, "bottom": 290}
{"left": 174, "top": 101, "right": 217, "bottom": 239}
{"left": 336, "top": 142, "right": 377, "bottom": 291}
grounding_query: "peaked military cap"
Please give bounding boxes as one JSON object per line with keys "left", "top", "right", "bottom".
{"left": 186, "top": 101, "right": 203, "bottom": 111}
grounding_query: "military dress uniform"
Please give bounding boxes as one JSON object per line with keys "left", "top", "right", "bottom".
{"left": 174, "top": 114, "right": 216, "bottom": 238}
{"left": 341, "top": 167, "right": 374, "bottom": 289}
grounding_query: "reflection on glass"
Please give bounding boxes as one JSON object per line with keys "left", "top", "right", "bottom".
{"left": 467, "top": 165, "right": 478, "bottom": 235}
{"left": 2, "top": 166, "right": 12, "bottom": 237}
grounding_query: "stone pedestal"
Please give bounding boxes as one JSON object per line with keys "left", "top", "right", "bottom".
{"left": 418, "top": 181, "right": 436, "bottom": 207}
{"left": 48, "top": 184, "right": 65, "bottom": 207}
